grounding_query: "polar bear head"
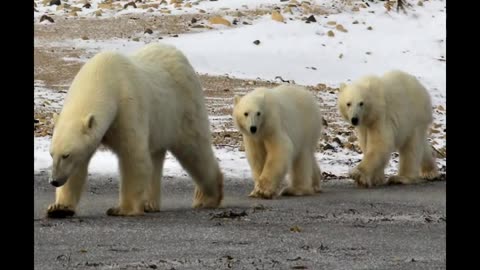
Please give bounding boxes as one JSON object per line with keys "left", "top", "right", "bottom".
{"left": 232, "top": 89, "right": 268, "bottom": 137}
{"left": 49, "top": 112, "right": 98, "bottom": 187}
{"left": 337, "top": 77, "right": 383, "bottom": 127}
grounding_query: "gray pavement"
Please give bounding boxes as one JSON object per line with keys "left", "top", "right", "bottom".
{"left": 34, "top": 171, "right": 446, "bottom": 270}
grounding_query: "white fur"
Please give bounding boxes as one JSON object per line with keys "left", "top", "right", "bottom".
{"left": 338, "top": 70, "right": 439, "bottom": 187}
{"left": 233, "top": 85, "right": 323, "bottom": 199}
{"left": 48, "top": 43, "right": 223, "bottom": 217}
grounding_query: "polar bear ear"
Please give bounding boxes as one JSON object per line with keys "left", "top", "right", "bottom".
{"left": 82, "top": 113, "right": 95, "bottom": 133}
{"left": 234, "top": 95, "right": 242, "bottom": 106}
{"left": 339, "top": 83, "right": 347, "bottom": 92}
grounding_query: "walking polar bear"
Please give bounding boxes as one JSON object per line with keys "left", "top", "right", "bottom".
{"left": 337, "top": 70, "right": 439, "bottom": 187}
{"left": 47, "top": 43, "right": 223, "bottom": 218}
{"left": 233, "top": 85, "right": 323, "bottom": 199}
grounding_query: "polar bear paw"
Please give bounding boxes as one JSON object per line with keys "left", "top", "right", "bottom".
{"left": 46, "top": 203, "right": 75, "bottom": 218}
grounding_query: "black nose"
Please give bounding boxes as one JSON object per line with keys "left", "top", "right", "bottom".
{"left": 351, "top": 117, "right": 359, "bottom": 126}
{"left": 250, "top": 126, "right": 257, "bottom": 134}
{"left": 50, "top": 180, "right": 60, "bottom": 187}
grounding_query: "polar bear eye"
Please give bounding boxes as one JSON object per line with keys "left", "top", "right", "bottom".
{"left": 359, "top": 102, "right": 364, "bottom": 106}
{"left": 347, "top": 103, "right": 351, "bottom": 107}
{"left": 257, "top": 112, "right": 261, "bottom": 116}
{"left": 244, "top": 112, "right": 249, "bottom": 117}
{"left": 62, "top": 154, "right": 70, "bottom": 159}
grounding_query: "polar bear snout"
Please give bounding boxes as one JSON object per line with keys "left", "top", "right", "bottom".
{"left": 351, "top": 117, "right": 359, "bottom": 126}
{"left": 49, "top": 176, "right": 67, "bottom": 187}
{"left": 250, "top": 126, "right": 257, "bottom": 134}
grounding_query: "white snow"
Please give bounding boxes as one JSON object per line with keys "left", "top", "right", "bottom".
{"left": 34, "top": 0, "right": 446, "bottom": 180}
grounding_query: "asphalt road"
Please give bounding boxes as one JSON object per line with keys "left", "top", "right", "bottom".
{"left": 34, "top": 171, "right": 446, "bottom": 270}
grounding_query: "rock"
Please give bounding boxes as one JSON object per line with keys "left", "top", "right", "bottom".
{"left": 69, "top": 11, "right": 78, "bottom": 16}
{"left": 71, "top": 7, "right": 82, "bottom": 12}
{"left": 83, "top": 3, "right": 91, "bottom": 8}
{"left": 132, "top": 37, "right": 140, "bottom": 42}
{"left": 144, "top": 28, "right": 153, "bottom": 34}
{"left": 327, "top": 21, "right": 336, "bottom": 25}
{"left": 191, "top": 17, "right": 198, "bottom": 24}
{"left": 50, "top": 0, "right": 61, "bottom": 6}
{"left": 209, "top": 16, "right": 231, "bottom": 26}
{"left": 306, "top": 15, "right": 316, "bottom": 23}
{"left": 336, "top": 24, "right": 347, "bottom": 32}
{"left": 327, "top": 30, "right": 335, "bottom": 37}
{"left": 95, "top": 9, "right": 102, "bottom": 16}
{"left": 352, "top": 6, "right": 359, "bottom": 12}
{"left": 367, "top": 26, "right": 373, "bottom": 30}
{"left": 124, "top": 2, "right": 137, "bottom": 9}
{"left": 271, "top": 10, "right": 284, "bottom": 22}
{"left": 40, "top": 15, "right": 54, "bottom": 23}
{"left": 253, "top": 40, "right": 260, "bottom": 45}
{"left": 81, "top": 36, "right": 89, "bottom": 40}
{"left": 352, "top": 20, "right": 359, "bottom": 24}
{"left": 98, "top": 3, "right": 113, "bottom": 9}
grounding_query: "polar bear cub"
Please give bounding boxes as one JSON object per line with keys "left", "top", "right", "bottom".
{"left": 337, "top": 70, "right": 440, "bottom": 187}
{"left": 233, "top": 84, "right": 323, "bottom": 199}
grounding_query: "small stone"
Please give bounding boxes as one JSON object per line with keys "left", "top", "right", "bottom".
{"left": 50, "top": 0, "right": 61, "bottom": 6}
{"left": 132, "top": 37, "right": 140, "bottom": 42}
{"left": 367, "top": 26, "right": 373, "bottom": 30}
{"left": 253, "top": 40, "right": 260, "bottom": 45}
{"left": 352, "top": 20, "right": 359, "bottom": 24}
{"left": 124, "top": 2, "right": 137, "bottom": 9}
{"left": 209, "top": 16, "right": 231, "bottom": 26}
{"left": 271, "top": 10, "right": 284, "bottom": 22}
{"left": 306, "top": 15, "right": 316, "bottom": 23}
{"left": 418, "top": 1, "right": 424, "bottom": 6}
{"left": 81, "top": 36, "right": 89, "bottom": 40}
{"left": 336, "top": 24, "right": 347, "bottom": 32}
{"left": 327, "top": 21, "right": 336, "bottom": 25}
{"left": 144, "top": 28, "right": 153, "bottom": 34}
{"left": 95, "top": 10, "right": 102, "bottom": 16}
{"left": 352, "top": 6, "right": 359, "bottom": 12}
{"left": 40, "top": 15, "right": 54, "bottom": 23}
{"left": 327, "top": 30, "right": 334, "bottom": 37}
{"left": 98, "top": 3, "right": 113, "bottom": 9}
{"left": 83, "top": 3, "right": 91, "bottom": 9}
{"left": 191, "top": 17, "right": 198, "bottom": 24}
{"left": 71, "top": 7, "right": 82, "bottom": 12}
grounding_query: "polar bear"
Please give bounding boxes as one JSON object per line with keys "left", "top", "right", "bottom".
{"left": 232, "top": 85, "right": 323, "bottom": 199}
{"left": 337, "top": 70, "right": 439, "bottom": 187}
{"left": 47, "top": 43, "right": 223, "bottom": 218}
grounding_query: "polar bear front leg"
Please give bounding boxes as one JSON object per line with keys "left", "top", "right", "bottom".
{"left": 243, "top": 138, "right": 267, "bottom": 197}
{"left": 251, "top": 137, "right": 291, "bottom": 199}
{"left": 350, "top": 129, "right": 390, "bottom": 188}
{"left": 144, "top": 150, "right": 166, "bottom": 213}
{"left": 47, "top": 162, "right": 88, "bottom": 218}
{"left": 107, "top": 148, "right": 152, "bottom": 217}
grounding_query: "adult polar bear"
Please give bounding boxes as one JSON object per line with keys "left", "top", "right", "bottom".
{"left": 233, "top": 85, "right": 323, "bottom": 199}
{"left": 337, "top": 70, "right": 439, "bottom": 187}
{"left": 47, "top": 43, "right": 223, "bottom": 218}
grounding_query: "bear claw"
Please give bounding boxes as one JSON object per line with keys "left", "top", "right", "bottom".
{"left": 46, "top": 204, "right": 75, "bottom": 218}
